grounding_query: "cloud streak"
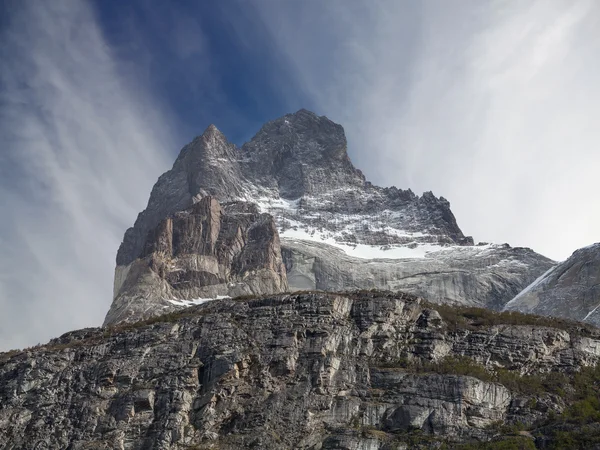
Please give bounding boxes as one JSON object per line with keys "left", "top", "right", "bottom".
{"left": 2, "top": 0, "right": 599, "bottom": 350}
{"left": 254, "top": 0, "right": 600, "bottom": 261}
{"left": 0, "top": 1, "right": 175, "bottom": 350}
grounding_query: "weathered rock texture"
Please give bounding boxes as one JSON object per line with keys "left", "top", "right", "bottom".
{"left": 112, "top": 109, "right": 553, "bottom": 323}
{"left": 2, "top": 291, "right": 600, "bottom": 449}
{"left": 116, "top": 110, "right": 469, "bottom": 268}
{"left": 107, "top": 196, "right": 287, "bottom": 325}
{"left": 505, "top": 243, "right": 600, "bottom": 326}
{"left": 283, "top": 240, "right": 554, "bottom": 311}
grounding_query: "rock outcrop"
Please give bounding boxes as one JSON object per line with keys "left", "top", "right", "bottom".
{"left": 505, "top": 243, "right": 600, "bottom": 326}
{"left": 112, "top": 109, "right": 553, "bottom": 322}
{"left": 116, "top": 110, "right": 470, "bottom": 269}
{"left": 2, "top": 291, "right": 600, "bottom": 449}
{"left": 106, "top": 196, "right": 287, "bottom": 325}
{"left": 283, "top": 240, "right": 554, "bottom": 311}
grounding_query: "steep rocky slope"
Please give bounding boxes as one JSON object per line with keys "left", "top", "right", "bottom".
{"left": 112, "top": 110, "right": 553, "bottom": 322}
{"left": 505, "top": 243, "right": 600, "bottom": 327}
{"left": 283, "top": 240, "right": 551, "bottom": 311}
{"left": 2, "top": 291, "right": 600, "bottom": 449}
{"left": 116, "top": 110, "right": 470, "bottom": 269}
{"left": 107, "top": 196, "right": 287, "bottom": 325}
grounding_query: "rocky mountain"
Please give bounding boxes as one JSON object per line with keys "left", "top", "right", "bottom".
{"left": 3, "top": 291, "right": 600, "bottom": 449}
{"left": 111, "top": 109, "right": 553, "bottom": 324}
{"left": 116, "top": 110, "right": 469, "bottom": 269}
{"left": 107, "top": 196, "right": 287, "bottom": 325}
{"left": 2, "top": 109, "right": 599, "bottom": 449}
{"left": 505, "top": 243, "right": 600, "bottom": 327}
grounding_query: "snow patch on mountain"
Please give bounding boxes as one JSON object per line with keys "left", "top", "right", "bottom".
{"left": 504, "top": 265, "right": 558, "bottom": 309}
{"left": 167, "top": 295, "right": 231, "bottom": 307}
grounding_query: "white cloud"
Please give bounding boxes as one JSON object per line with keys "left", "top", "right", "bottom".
{"left": 2, "top": 0, "right": 599, "bottom": 351}
{"left": 254, "top": 0, "right": 600, "bottom": 261}
{"left": 0, "top": 2, "right": 175, "bottom": 350}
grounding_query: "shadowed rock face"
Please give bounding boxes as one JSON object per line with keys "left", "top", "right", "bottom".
{"left": 2, "top": 291, "right": 600, "bottom": 449}
{"left": 505, "top": 243, "right": 600, "bottom": 326}
{"left": 106, "top": 197, "right": 287, "bottom": 325}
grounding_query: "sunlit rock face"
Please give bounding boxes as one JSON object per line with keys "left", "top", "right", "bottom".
{"left": 505, "top": 243, "right": 600, "bottom": 326}
{"left": 2, "top": 291, "right": 600, "bottom": 449}
{"left": 106, "top": 196, "right": 287, "bottom": 326}
{"left": 116, "top": 110, "right": 469, "bottom": 268}
{"left": 111, "top": 109, "right": 553, "bottom": 323}
{"left": 282, "top": 240, "right": 553, "bottom": 311}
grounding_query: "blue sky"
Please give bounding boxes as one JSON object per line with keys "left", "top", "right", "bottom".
{"left": 93, "top": 0, "right": 306, "bottom": 146}
{"left": 1, "top": 0, "right": 600, "bottom": 350}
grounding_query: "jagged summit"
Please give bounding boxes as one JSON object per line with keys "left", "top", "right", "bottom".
{"left": 117, "top": 110, "right": 467, "bottom": 267}
{"left": 245, "top": 108, "right": 348, "bottom": 162}
{"left": 204, "top": 123, "right": 220, "bottom": 134}
{"left": 112, "top": 110, "right": 553, "bottom": 324}
{"left": 198, "top": 123, "right": 228, "bottom": 145}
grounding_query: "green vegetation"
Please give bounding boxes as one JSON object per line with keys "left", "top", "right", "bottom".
{"left": 372, "top": 431, "right": 536, "bottom": 449}
{"left": 450, "top": 436, "right": 537, "bottom": 450}
{"left": 378, "top": 354, "right": 600, "bottom": 449}
{"left": 535, "top": 362, "right": 600, "bottom": 449}
{"left": 432, "top": 303, "right": 595, "bottom": 334}
{"left": 378, "top": 355, "right": 568, "bottom": 397}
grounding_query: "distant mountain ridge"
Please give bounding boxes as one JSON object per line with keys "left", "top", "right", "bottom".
{"left": 109, "top": 109, "right": 553, "bottom": 325}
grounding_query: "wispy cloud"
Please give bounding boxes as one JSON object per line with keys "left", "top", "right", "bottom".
{"left": 254, "top": 0, "right": 600, "bottom": 261}
{"left": 0, "top": 1, "right": 175, "bottom": 350}
{"left": 2, "top": 0, "right": 599, "bottom": 350}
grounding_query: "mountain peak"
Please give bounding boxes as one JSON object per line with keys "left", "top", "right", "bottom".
{"left": 113, "top": 109, "right": 554, "bottom": 328}
{"left": 245, "top": 110, "right": 347, "bottom": 161}
{"left": 203, "top": 123, "right": 220, "bottom": 134}
{"left": 199, "top": 123, "right": 227, "bottom": 145}
{"left": 288, "top": 108, "right": 319, "bottom": 120}
{"left": 117, "top": 110, "right": 472, "bottom": 266}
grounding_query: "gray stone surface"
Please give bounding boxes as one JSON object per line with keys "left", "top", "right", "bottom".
{"left": 505, "top": 243, "right": 600, "bottom": 326}
{"left": 111, "top": 109, "right": 553, "bottom": 323}
{"left": 117, "top": 110, "right": 471, "bottom": 267}
{"left": 1, "top": 291, "right": 599, "bottom": 449}
{"left": 282, "top": 239, "right": 554, "bottom": 311}
{"left": 106, "top": 196, "right": 287, "bottom": 325}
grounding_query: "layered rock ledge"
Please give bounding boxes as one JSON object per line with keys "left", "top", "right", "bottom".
{"left": 106, "top": 196, "right": 287, "bottom": 325}
{"left": 3, "top": 291, "right": 600, "bottom": 449}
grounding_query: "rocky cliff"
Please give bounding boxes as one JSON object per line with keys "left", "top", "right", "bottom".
{"left": 2, "top": 291, "right": 600, "bottom": 449}
{"left": 283, "top": 240, "right": 552, "bottom": 312}
{"left": 107, "top": 196, "right": 287, "bottom": 325}
{"left": 116, "top": 110, "right": 470, "bottom": 269}
{"left": 505, "top": 243, "right": 600, "bottom": 327}
{"left": 112, "top": 110, "right": 553, "bottom": 323}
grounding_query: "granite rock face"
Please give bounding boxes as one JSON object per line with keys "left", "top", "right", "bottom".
{"left": 116, "top": 110, "right": 470, "bottom": 268}
{"left": 283, "top": 240, "right": 554, "bottom": 311}
{"left": 106, "top": 196, "right": 287, "bottom": 325}
{"left": 505, "top": 243, "right": 600, "bottom": 326}
{"left": 1, "top": 291, "right": 599, "bottom": 449}
{"left": 112, "top": 109, "right": 553, "bottom": 322}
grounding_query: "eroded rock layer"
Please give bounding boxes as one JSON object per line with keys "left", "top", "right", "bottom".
{"left": 2, "top": 291, "right": 600, "bottom": 449}
{"left": 111, "top": 110, "right": 553, "bottom": 322}
{"left": 106, "top": 196, "right": 287, "bottom": 325}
